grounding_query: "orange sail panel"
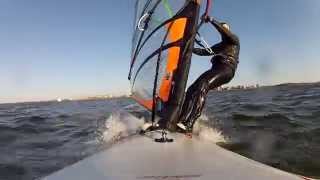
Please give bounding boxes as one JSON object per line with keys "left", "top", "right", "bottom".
{"left": 159, "top": 18, "right": 187, "bottom": 102}
{"left": 132, "top": 95, "right": 153, "bottom": 110}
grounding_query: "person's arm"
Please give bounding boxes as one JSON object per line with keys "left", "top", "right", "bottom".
{"left": 192, "top": 47, "right": 213, "bottom": 56}
{"left": 209, "top": 17, "right": 239, "bottom": 45}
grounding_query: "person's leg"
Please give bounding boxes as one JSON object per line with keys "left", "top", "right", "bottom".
{"left": 179, "top": 70, "right": 212, "bottom": 131}
{"left": 179, "top": 63, "right": 234, "bottom": 132}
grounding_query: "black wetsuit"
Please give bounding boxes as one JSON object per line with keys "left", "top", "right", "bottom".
{"left": 179, "top": 18, "right": 240, "bottom": 132}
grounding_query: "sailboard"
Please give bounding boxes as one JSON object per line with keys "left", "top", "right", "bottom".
{"left": 128, "top": 0, "right": 201, "bottom": 128}
{"left": 43, "top": 132, "right": 312, "bottom": 180}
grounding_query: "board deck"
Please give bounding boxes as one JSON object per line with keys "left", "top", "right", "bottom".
{"left": 43, "top": 132, "right": 304, "bottom": 180}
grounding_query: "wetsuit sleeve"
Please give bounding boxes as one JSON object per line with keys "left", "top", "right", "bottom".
{"left": 210, "top": 18, "right": 239, "bottom": 45}
{"left": 192, "top": 48, "right": 213, "bottom": 56}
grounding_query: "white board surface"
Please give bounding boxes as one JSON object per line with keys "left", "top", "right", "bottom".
{"left": 43, "top": 132, "right": 303, "bottom": 180}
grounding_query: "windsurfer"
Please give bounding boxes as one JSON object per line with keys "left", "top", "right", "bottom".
{"left": 177, "top": 16, "right": 240, "bottom": 133}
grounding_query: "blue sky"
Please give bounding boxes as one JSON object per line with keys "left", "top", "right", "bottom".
{"left": 0, "top": 0, "right": 319, "bottom": 103}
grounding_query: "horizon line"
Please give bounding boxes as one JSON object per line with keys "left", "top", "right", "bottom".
{"left": 0, "top": 81, "right": 319, "bottom": 105}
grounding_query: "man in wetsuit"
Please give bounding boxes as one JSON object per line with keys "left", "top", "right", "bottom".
{"left": 178, "top": 16, "right": 240, "bottom": 133}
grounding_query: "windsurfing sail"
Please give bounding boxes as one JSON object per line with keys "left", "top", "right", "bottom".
{"left": 129, "top": 0, "right": 200, "bottom": 128}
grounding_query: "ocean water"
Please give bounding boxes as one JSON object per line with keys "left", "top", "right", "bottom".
{"left": 0, "top": 83, "right": 319, "bottom": 179}
{"left": 206, "top": 83, "right": 320, "bottom": 178}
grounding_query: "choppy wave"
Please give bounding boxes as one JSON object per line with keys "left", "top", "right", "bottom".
{"left": 0, "top": 98, "right": 131, "bottom": 180}
{"left": 205, "top": 83, "right": 320, "bottom": 178}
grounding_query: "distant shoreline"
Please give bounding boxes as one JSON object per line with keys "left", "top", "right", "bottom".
{"left": 1, "top": 81, "right": 319, "bottom": 105}
{"left": 218, "top": 81, "right": 320, "bottom": 92}
{"left": 0, "top": 95, "right": 131, "bottom": 106}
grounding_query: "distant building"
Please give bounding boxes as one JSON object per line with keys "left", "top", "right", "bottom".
{"left": 215, "top": 84, "right": 261, "bottom": 92}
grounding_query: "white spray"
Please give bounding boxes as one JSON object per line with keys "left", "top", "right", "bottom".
{"left": 102, "top": 111, "right": 226, "bottom": 144}
{"left": 102, "top": 111, "right": 144, "bottom": 144}
{"left": 193, "top": 114, "right": 227, "bottom": 143}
